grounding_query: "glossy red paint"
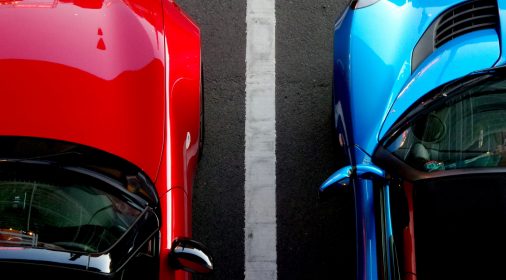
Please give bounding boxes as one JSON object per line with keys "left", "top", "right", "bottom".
{"left": 402, "top": 181, "right": 417, "bottom": 280}
{"left": 157, "top": 1, "right": 201, "bottom": 279}
{"left": 0, "top": 0, "right": 202, "bottom": 279}
{"left": 0, "top": 0, "right": 166, "bottom": 179}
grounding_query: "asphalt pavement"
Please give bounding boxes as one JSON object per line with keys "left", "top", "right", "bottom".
{"left": 176, "top": 0, "right": 355, "bottom": 279}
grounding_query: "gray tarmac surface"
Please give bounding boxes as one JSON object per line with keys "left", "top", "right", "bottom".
{"left": 176, "top": 0, "right": 355, "bottom": 279}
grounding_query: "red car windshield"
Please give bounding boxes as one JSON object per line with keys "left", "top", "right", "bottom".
{"left": 0, "top": 162, "right": 143, "bottom": 253}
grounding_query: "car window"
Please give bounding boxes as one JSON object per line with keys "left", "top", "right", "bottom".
{"left": 0, "top": 162, "right": 142, "bottom": 253}
{"left": 385, "top": 75, "right": 506, "bottom": 172}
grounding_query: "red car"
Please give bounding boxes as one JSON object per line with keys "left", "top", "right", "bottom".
{"left": 0, "top": 0, "right": 212, "bottom": 279}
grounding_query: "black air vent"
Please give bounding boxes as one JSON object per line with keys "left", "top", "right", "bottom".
{"left": 435, "top": 0, "right": 499, "bottom": 48}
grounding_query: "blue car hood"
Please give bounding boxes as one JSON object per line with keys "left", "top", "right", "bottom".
{"left": 337, "top": 0, "right": 503, "bottom": 158}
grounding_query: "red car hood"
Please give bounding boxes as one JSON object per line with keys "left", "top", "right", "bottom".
{"left": 0, "top": 0, "right": 166, "bottom": 180}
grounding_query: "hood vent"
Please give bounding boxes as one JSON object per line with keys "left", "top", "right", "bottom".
{"left": 412, "top": 0, "right": 499, "bottom": 73}
{"left": 435, "top": 0, "right": 499, "bottom": 48}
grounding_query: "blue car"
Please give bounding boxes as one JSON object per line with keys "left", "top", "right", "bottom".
{"left": 321, "top": 0, "right": 506, "bottom": 279}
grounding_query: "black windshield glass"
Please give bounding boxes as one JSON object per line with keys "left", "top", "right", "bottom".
{"left": 0, "top": 163, "right": 142, "bottom": 253}
{"left": 386, "top": 72, "right": 506, "bottom": 172}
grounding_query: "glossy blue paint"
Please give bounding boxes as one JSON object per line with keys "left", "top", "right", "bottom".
{"left": 325, "top": 0, "right": 505, "bottom": 279}
{"left": 382, "top": 184, "right": 394, "bottom": 279}
{"left": 354, "top": 178, "right": 378, "bottom": 280}
{"left": 319, "top": 165, "right": 353, "bottom": 192}
{"left": 355, "top": 164, "right": 385, "bottom": 179}
{"left": 333, "top": 0, "right": 465, "bottom": 160}
{"left": 493, "top": 0, "right": 506, "bottom": 67}
{"left": 379, "top": 29, "right": 500, "bottom": 139}
{"left": 319, "top": 163, "right": 384, "bottom": 192}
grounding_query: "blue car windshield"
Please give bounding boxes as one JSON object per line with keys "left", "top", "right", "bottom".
{"left": 0, "top": 162, "right": 143, "bottom": 253}
{"left": 386, "top": 73, "right": 506, "bottom": 172}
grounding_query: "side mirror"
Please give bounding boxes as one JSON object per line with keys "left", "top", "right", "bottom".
{"left": 319, "top": 164, "right": 385, "bottom": 199}
{"left": 169, "top": 238, "right": 214, "bottom": 274}
{"left": 319, "top": 165, "right": 354, "bottom": 193}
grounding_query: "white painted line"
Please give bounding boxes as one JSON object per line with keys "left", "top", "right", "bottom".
{"left": 244, "top": 0, "right": 277, "bottom": 279}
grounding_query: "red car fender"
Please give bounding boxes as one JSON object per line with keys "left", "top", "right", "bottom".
{"left": 158, "top": 186, "right": 191, "bottom": 280}
{"left": 157, "top": 1, "right": 201, "bottom": 279}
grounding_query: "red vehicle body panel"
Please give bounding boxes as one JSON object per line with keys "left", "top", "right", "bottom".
{"left": 0, "top": 0, "right": 202, "bottom": 279}
{"left": 401, "top": 182, "right": 417, "bottom": 280}
{"left": 158, "top": 1, "right": 201, "bottom": 279}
